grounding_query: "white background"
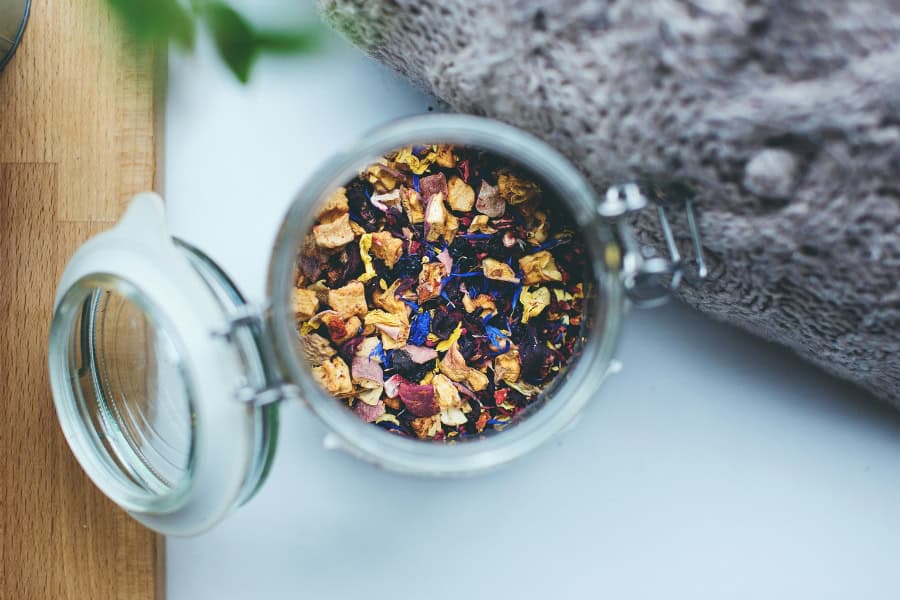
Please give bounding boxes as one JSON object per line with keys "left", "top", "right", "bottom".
{"left": 164, "top": 10, "right": 900, "bottom": 599}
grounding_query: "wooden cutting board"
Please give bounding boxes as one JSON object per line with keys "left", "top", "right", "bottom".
{"left": 0, "top": 1, "right": 163, "bottom": 598}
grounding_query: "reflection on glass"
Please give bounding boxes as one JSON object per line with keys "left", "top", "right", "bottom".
{"left": 68, "top": 288, "right": 193, "bottom": 496}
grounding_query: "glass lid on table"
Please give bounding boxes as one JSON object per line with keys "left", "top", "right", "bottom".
{"left": 292, "top": 144, "right": 596, "bottom": 443}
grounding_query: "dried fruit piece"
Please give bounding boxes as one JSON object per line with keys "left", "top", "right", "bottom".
{"left": 526, "top": 210, "right": 550, "bottom": 245}
{"left": 482, "top": 258, "right": 520, "bottom": 283}
{"left": 465, "top": 368, "right": 489, "bottom": 392}
{"left": 447, "top": 176, "right": 475, "bottom": 212}
{"left": 311, "top": 357, "right": 354, "bottom": 396}
{"left": 400, "top": 186, "right": 424, "bottom": 223}
{"left": 317, "top": 187, "right": 350, "bottom": 220}
{"left": 411, "top": 414, "right": 442, "bottom": 439}
{"left": 434, "top": 145, "right": 456, "bottom": 168}
{"left": 518, "top": 250, "right": 564, "bottom": 285}
{"left": 313, "top": 213, "right": 355, "bottom": 249}
{"left": 328, "top": 280, "right": 367, "bottom": 320}
{"left": 419, "top": 172, "right": 448, "bottom": 201}
{"left": 298, "top": 332, "right": 335, "bottom": 366}
{"left": 292, "top": 288, "right": 320, "bottom": 321}
{"left": 370, "top": 231, "right": 404, "bottom": 269}
{"left": 417, "top": 261, "right": 447, "bottom": 303}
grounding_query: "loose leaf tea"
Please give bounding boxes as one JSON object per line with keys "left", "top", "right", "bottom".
{"left": 295, "top": 145, "right": 589, "bottom": 442}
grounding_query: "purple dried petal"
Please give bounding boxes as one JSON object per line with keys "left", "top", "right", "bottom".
{"left": 337, "top": 335, "right": 364, "bottom": 363}
{"left": 398, "top": 381, "right": 439, "bottom": 417}
{"left": 354, "top": 400, "right": 385, "bottom": 423}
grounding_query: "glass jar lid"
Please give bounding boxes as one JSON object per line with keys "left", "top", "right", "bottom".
{"left": 48, "top": 194, "right": 277, "bottom": 535}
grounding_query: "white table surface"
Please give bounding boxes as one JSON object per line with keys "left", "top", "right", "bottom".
{"left": 164, "top": 15, "right": 900, "bottom": 600}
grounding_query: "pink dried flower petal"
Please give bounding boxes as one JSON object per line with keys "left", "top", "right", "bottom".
{"left": 354, "top": 400, "right": 385, "bottom": 423}
{"left": 398, "top": 381, "right": 439, "bottom": 417}
{"left": 475, "top": 181, "right": 504, "bottom": 217}
{"left": 403, "top": 345, "right": 438, "bottom": 364}
{"left": 384, "top": 374, "right": 405, "bottom": 398}
{"left": 436, "top": 247, "right": 453, "bottom": 274}
{"left": 351, "top": 355, "right": 384, "bottom": 385}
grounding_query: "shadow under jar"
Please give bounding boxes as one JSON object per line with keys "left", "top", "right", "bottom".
{"left": 48, "top": 116, "right": 646, "bottom": 536}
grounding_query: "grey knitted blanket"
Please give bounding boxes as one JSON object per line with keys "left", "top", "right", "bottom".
{"left": 320, "top": 0, "right": 900, "bottom": 405}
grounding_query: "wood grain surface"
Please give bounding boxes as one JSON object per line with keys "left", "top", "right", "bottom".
{"left": 0, "top": 1, "right": 164, "bottom": 598}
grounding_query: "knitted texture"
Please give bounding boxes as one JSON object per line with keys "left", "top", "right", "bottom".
{"left": 320, "top": 0, "right": 900, "bottom": 405}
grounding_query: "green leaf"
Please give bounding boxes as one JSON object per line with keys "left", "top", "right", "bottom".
{"left": 107, "top": 0, "right": 195, "bottom": 49}
{"left": 255, "top": 26, "right": 324, "bottom": 55}
{"left": 201, "top": 2, "right": 258, "bottom": 83}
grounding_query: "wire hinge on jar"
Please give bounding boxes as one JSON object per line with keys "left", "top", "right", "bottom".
{"left": 212, "top": 303, "right": 301, "bottom": 407}
{"left": 597, "top": 183, "right": 707, "bottom": 308}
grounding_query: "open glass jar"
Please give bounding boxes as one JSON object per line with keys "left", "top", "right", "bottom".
{"left": 49, "top": 115, "right": 704, "bottom": 535}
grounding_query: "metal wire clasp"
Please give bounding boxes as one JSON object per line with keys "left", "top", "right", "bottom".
{"left": 598, "top": 183, "right": 707, "bottom": 308}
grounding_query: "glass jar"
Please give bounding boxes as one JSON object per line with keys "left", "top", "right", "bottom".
{"left": 0, "top": 0, "right": 29, "bottom": 72}
{"left": 49, "top": 115, "right": 703, "bottom": 535}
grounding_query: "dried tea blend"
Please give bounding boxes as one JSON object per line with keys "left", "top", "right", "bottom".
{"left": 294, "top": 145, "right": 589, "bottom": 442}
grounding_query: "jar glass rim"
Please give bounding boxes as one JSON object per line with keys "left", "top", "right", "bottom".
{"left": 268, "top": 114, "right": 624, "bottom": 474}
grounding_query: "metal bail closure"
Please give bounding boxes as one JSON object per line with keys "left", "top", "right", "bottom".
{"left": 597, "top": 183, "right": 707, "bottom": 308}
{"left": 211, "top": 302, "right": 301, "bottom": 407}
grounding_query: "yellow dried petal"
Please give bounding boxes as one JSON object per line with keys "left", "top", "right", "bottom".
{"left": 462, "top": 293, "right": 497, "bottom": 315}
{"left": 526, "top": 210, "right": 549, "bottom": 245}
{"left": 433, "top": 373, "right": 466, "bottom": 426}
{"left": 520, "top": 286, "right": 550, "bottom": 324}
{"left": 553, "top": 289, "right": 574, "bottom": 302}
{"left": 373, "top": 279, "right": 408, "bottom": 315}
{"left": 435, "top": 322, "right": 463, "bottom": 353}
{"left": 434, "top": 144, "right": 456, "bottom": 168}
{"left": 394, "top": 146, "right": 438, "bottom": 175}
{"left": 497, "top": 171, "right": 540, "bottom": 205}
{"left": 439, "top": 339, "right": 469, "bottom": 382}
{"left": 375, "top": 413, "right": 400, "bottom": 426}
{"left": 357, "top": 233, "right": 377, "bottom": 282}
